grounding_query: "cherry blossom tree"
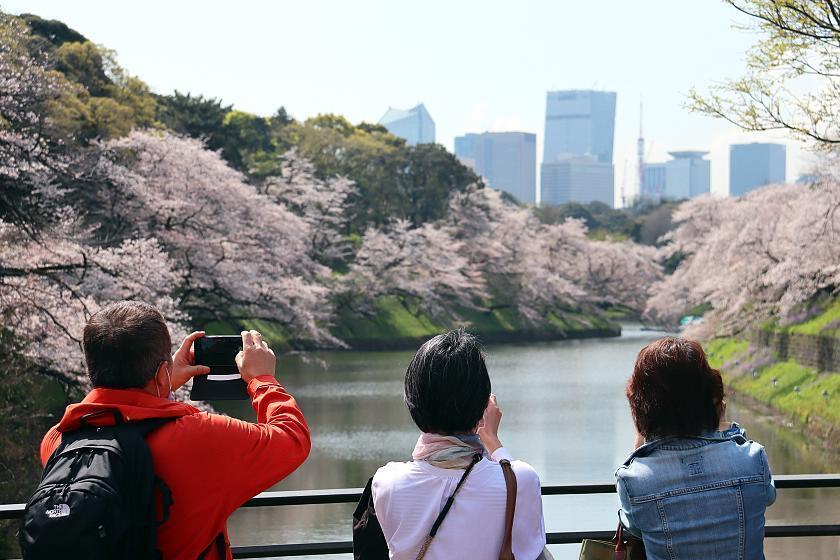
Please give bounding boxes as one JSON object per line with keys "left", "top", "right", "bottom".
{"left": 96, "top": 131, "right": 338, "bottom": 344}
{"left": 0, "top": 16, "right": 181, "bottom": 389}
{"left": 576, "top": 233, "right": 661, "bottom": 312}
{"left": 345, "top": 185, "right": 662, "bottom": 328}
{"left": 259, "top": 150, "right": 357, "bottom": 266}
{"left": 446, "top": 186, "right": 661, "bottom": 324}
{"left": 0, "top": 14, "right": 68, "bottom": 235}
{"left": 341, "top": 219, "right": 486, "bottom": 318}
{"left": 0, "top": 215, "right": 184, "bottom": 389}
{"left": 646, "top": 184, "right": 840, "bottom": 336}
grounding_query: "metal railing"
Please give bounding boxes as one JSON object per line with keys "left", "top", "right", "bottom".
{"left": 2, "top": 474, "right": 838, "bottom": 557}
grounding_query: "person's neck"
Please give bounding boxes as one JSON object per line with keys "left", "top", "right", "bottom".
{"left": 141, "top": 380, "right": 163, "bottom": 397}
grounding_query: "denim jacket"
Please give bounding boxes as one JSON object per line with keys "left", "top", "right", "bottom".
{"left": 615, "top": 424, "right": 776, "bottom": 560}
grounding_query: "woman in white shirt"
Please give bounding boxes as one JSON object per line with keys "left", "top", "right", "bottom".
{"left": 372, "top": 330, "right": 546, "bottom": 560}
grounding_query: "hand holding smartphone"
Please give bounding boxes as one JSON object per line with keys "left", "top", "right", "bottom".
{"left": 190, "top": 335, "right": 249, "bottom": 400}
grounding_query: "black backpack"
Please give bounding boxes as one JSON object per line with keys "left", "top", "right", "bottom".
{"left": 352, "top": 477, "right": 389, "bottom": 560}
{"left": 19, "top": 409, "right": 176, "bottom": 560}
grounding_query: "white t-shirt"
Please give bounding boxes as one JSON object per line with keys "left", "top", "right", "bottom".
{"left": 372, "top": 448, "right": 546, "bottom": 560}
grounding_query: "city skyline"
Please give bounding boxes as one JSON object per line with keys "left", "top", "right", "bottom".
{"left": 5, "top": 0, "right": 807, "bottom": 202}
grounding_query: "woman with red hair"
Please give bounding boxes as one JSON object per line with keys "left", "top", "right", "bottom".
{"left": 616, "top": 337, "right": 776, "bottom": 560}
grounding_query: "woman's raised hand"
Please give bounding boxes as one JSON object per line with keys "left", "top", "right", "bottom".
{"left": 477, "top": 393, "right": 503, "bottom": 454}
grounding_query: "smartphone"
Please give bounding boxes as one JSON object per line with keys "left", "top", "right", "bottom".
{"left": 190, "top": 335, "right": 249, "bottom": 400}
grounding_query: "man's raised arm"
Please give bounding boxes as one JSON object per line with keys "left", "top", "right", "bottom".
{"left": 186, "top": 330, "right": 311, "bottom": 513}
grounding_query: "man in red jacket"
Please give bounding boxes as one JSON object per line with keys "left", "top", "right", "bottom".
{"left": 40, "top": 301, "right": 311, "bottom": 560}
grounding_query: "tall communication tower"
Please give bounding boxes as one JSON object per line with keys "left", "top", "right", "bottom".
{"left": 637, "top": 101, "right": 644, "bottom": 204}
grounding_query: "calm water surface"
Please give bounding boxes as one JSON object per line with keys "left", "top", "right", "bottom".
{"left": 217, "top": 327, "right": 840, "bottom": 559}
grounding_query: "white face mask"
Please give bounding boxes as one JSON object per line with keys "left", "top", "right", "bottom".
{"left": 156, "top": 362, "right": 175, "bottom": 401}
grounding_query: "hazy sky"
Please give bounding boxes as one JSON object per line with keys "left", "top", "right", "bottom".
{"left": 5, "top": 0, "right": 811, "bottom": 203}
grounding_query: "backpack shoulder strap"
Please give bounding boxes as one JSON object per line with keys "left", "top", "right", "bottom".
{"left": 121, "top": 417, "right": 179, "bottom": 525}
{"left": 498, "top": 459, "right": 517, "bottom": 560}
{"left": 121, "top": 416, "right": 180, "bottom": 437}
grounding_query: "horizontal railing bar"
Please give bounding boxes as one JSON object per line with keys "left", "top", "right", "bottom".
{"left": 771, "top": 473, "right": 840, "bottom": 489}
{"left": 232, "top": 541, "right": 350, "bottom": 558}
{"left": 2, "top": 474, "right": 838, "bottom": 520}
{"left": 229, "top": 525, "right": 840, "bottom": 557}
{"left": 546, "top": 525, "right": 840, "bottom": 543}
{"left": 0, "top": 504, "right": 24, "bottom": 520}
{"left": 541, "top": 483, "right": 616, "bottom": 495}
{"left": 766, "top": 524, "right": 840, "bottom": 538}
{"left": 240, "top": 473, "right": 840, "bottom": 508}
{"left": 243, "top": 488, "right": 363, "bottom": 507}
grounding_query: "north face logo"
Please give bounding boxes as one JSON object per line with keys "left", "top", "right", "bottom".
{"left": 45, "top": 504, "right": 70, "bottom": 518}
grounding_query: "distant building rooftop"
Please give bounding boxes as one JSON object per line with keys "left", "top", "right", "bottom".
{"left": 668, "top": 151, "right": 709, "bottom": 159}
{"left": 377, "top": 103, "right": 435, "bottom": 145}
{"left": 378, "top": 103, "right": 430, "bottom": 125}
{"left": 379, "top": 107, "right": 412, "bottom": 125}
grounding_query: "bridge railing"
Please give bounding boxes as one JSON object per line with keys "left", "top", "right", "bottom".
{"left": 2, "top": 473, "right": 838, "bottom": 557}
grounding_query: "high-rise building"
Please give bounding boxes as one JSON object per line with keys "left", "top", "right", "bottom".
{"left": 540, "top": 156, "right": 614, "bottom": 206}
{"left": 641, "top": 151, "right": 710, "bottom": 202}
{"left": 729, "top": 143, "right": 786, "bottom": 196}
{"left": 541, "top": 90, "right": 616, "bottom": 207}
{"left": 543, "top": 90, "right": 617, "bottom": 164}
{"left": 641, "top": 163, "right": 667, "bottom": 201}
{"left": 378, "top": 103, "right": 435, "bottom": 145}
{"left": 454, "top": 132, "right": 537, "bottom": 204}
{"left": 666, "top": 151, "right": 710, "bottom": 200}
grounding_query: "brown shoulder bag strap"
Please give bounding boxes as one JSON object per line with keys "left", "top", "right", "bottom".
{"left": 499, "top": 459, "right": 517, "bottom": 560}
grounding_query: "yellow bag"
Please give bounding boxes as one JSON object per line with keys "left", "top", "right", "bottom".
{"left": 578, "top": 524, "right": 645, "bottom": 560}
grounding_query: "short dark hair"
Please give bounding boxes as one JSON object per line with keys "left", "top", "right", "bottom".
{"left": 627, "top": 337, "right": 724, "bottom": 439}
{"left": 404, "top": 330, "right": 491, "bottom": 434}
{"left": 83, "top": 301, "right": 172, "bottom": 389}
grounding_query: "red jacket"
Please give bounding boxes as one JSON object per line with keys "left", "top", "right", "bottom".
{"left": 40, "top": 375, "right": 311, "bottom": 560}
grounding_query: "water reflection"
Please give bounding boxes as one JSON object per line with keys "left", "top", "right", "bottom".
{"left": 218, "top": 327, "right": 839, "bottom": 560}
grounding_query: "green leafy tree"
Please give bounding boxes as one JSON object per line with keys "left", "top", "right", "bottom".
{"left": 400, "top": 143, "right": 482, "bottom": 226}
{"left": 18, "top": 13, "right": 87, "bottom": 55}
{"left": 292, "top": 115, "right": 479, "bottom": 229}
{"left": 690, "top": 0, "right": 840, "bottom": 146}
{"left": 305, "top": 113, "right": 357, "bottom": 136}
{"left": 14, "top": 14, "right": 156, "bottom": 142}
{"left": 156, "top": 90, "right": 231, "bottom": 151}
{"left": 24, "top": 37, "right": 156, "bottom": 141}
{"left": 221, "top": 110, "right": 275, "bottom": 175}
{"left": 55, "top": 40, "right": 111, "bottom": 96}
{"left": 534, "top": 200, "right": 677, "bottom": 245}
{"left": 272, "top": 106, "right": 293, "bottom": 127}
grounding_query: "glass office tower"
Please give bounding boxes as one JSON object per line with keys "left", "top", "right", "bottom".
{"left": 729, "top": 143, "right": 786, "bottom": 196}
{"left": 378, "top": 103, "right": 435, "bottom": 146}
{"left": 541, "top": 90, "right": 616, "bottom": 206}
{"left": 641, "top": 152, "right": 710, "bottom": 202}
{"left": 543, "top": 90, "right": 616, "bottom": 164}
{"left": 454, "top": 132, "right": 537, "bottom": 204}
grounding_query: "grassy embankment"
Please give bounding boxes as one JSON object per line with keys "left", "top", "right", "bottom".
{"left": 209, "top": 295, "right": 620, "bottom": 351}
{"left": 704, "top": 300, "right": 840, "bottom": 441}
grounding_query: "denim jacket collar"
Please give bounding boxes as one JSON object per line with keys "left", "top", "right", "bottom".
{"left": 622, "top": 423, "right": 748, "bottom": 467}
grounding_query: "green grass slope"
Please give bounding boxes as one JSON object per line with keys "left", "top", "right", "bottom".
{"left": 206, "top": 296, "right": 620, "bottom": 351}
{"left": 705, "top": 337, "right": 840, "bottom": 432}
